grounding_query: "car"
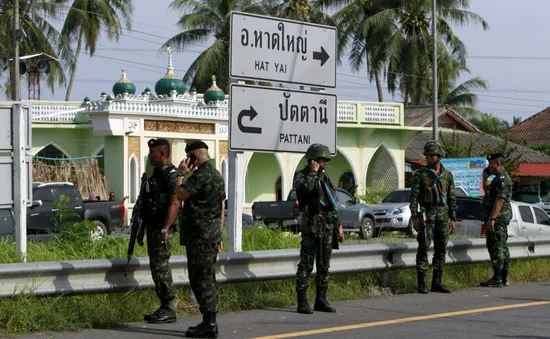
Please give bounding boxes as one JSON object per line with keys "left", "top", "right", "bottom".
{"left": 252, "top": 187, "right": 376, "bottom": 239}
{"left": 372, "top": 187, "right": 469, "bottom": 237}
{"left": 453, "top": 198, "right": 550, "bottom": 238}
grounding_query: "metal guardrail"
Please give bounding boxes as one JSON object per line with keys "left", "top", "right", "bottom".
{"left": 0, "top": 237, "right": 549, "bottom": 298}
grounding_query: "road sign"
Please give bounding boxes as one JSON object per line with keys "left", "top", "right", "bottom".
{"left": 229, "top": 84, "right": 337, "bottom": 154}
{"left": 230, "top": 11, "right": 337, "bottom": 88}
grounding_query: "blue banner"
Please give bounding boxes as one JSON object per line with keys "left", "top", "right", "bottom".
{"left": 441, "top": 157, "right": 488, "bottom": 197}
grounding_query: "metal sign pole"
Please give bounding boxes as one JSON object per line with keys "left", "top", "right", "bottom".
{"left": 13, "top": 103, "right": 27, "bottom": 261}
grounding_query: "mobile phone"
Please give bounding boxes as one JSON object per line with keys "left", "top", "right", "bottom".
{"left": 187, "top": 153, "right": 197, "bottom": 166}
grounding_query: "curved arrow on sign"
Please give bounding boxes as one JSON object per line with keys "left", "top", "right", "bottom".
{"left": 238, "top": 106, "right": 262, "bottom": 134}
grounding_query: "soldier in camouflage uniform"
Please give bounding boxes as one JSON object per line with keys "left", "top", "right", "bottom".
{"left": 177, "top": 141, "right": 226, "bottom": 339}
{"left": 294, "top": 143, "right": 345, "bottom": 315}
{"left": 410, "top": 140, "right": 457, "bottom": 294}
{"left": 480, "top": 153, "right": 513, "bottom": 288}
{"left": 139, "top": 138, "right": 183, "bottom": 324}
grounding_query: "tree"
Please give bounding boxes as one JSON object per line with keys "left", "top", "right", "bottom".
{"left": 437, "top": 59, "right": 488, "bottom": 118}
{"left": 0, "top": 0, "right": 73, "bottom": 98}
{"left": 161, "top": 0, "right": 270, "bottom": 93}
{"left": 316, "top": 0, "right": 399, "bottom": 102}
{"left": 438, "top": 126, "right": 475, "bottom": 158}
{"left": 353, "top": 0, "right": 489, "bottom": 104}
{"left": 62, "top": 0, "right": 133, "bottom": 101}
{"left": 469, "top": 113, "right": 510, "bottom": 136}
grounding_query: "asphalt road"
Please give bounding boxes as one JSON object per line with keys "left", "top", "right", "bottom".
{"left": 14, "top": 281, "right": 550, "bottom": 339}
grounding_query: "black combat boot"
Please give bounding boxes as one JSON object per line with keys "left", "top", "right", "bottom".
{"left": 480, "top": 266, "right": 503, "bottom": 288}
{"left": 313, "top": 287, "right": 336, "bottom": 313}
{"left": 185, "top": 312, "right": 218, "bottom": 338}
{"left": 502, "top": 261, "right": 510, "bottom": 286}
{"left": 417, "top": 268, "right": 428, "bottom": 294}
{"left": 431, "top": 269, "right": 452, "bottom": 293}
{"left": 297, "top": 290, "right": 313, "bottom": 314}
{"left": 144, "top": 307, "right": 177, "bottom": 324}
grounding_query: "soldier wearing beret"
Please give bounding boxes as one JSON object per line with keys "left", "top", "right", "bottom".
{"left": 176, "top": 141, "right": 226, "bottom": 338}
{"left": 139, "top": 138, "right": 183, "bottom": 324}
{"left": 480, "top": 153, "right": 513, "bottom": 288}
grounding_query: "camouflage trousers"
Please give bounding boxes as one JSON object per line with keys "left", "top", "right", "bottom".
{"left": 416, "top": 206, "right": 449, "bottom": 272}
{"left": 146, "top": 227, "right": 176, "bottom": 310}
{"left": 296, "top": 229, "right": 333, "bottom": 292}
{"left": 187, "top": 243, "right": 219, "bottom": 314}
{"left": 486, "top": 222, "right": 510, "bottom": 270}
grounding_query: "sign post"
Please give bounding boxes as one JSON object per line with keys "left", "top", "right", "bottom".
{"left": 0, "top": 102, "right": 31, "bottom": 261}
{"left": 226, "top": 11, "right": 338, "bottom": 252}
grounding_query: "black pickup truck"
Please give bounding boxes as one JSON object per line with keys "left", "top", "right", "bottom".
{"left": 26, "top": 182, "right": 125, "bottom": 236}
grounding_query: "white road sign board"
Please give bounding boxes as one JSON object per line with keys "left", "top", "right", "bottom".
{"left": 229, "top": 84, "right": 337, "bottom": 154}
{"left": 230, "top": 11, "right": 337, "bottom": 88}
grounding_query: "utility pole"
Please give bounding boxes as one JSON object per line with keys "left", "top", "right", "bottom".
{"left": 12, "top": 0, "right": 21, "bottom": 101}
{"left": 432, "top": 0, "right": 438, "bottom": 140}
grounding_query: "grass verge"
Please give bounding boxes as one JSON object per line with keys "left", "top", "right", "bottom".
{"left": 0, "top": 257, "right": 549, "bottom": 336}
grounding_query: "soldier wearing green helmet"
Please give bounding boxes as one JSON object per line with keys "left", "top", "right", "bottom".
{"left": 409, "top": 139, "right": 457, "bottom": 294}
{"left": 293, "top": 143, "right": 345, "bottom": 315}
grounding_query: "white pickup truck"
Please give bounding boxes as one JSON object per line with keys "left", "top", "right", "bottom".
{"left": 454, "top": 199, "right": 550, "bottom": 238}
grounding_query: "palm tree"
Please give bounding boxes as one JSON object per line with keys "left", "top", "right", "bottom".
{"left": 267, "top": 0, "right": 332, "bottom": 23}
{"left": 161, "top": 0, "right": 271, "bottom": 93}
{"left": 469, "top": 113, "right": 509, "bottom": 136}
{"left": 62, "top": 0, "right": 133, "bottom": 101}
{"left": 436, "top": 58, "right": 488, "bottom": 118}
{"left": 0, "top": 0, "right": 73, "bottom": 98}
{"left": 336, "top": 0, "right": 488, "bottom": 104}
{"left": 314, "top": 0, "right": 400, "bottom": 102}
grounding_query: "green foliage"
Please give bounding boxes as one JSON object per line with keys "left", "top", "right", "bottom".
{"left": 469, "top": 113, "right": 511, "bottom": 136}
{"left": 439, "top": 127, "right": 475, "bottom": 158}
{"left": 357, "top": 187, "right": 391, "bottom": 205}
{"left": 525, "top": 144, "right": 550, "bottom": 156}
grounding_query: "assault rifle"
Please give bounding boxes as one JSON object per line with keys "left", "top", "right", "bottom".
{"left": 125, "top": 172, "right": 148, "bottom": 277}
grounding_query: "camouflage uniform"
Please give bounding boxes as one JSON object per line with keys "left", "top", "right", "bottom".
{"left": 410, "top": 140, "right": 456, "bottom": 294}
{"left": 480, "top": 153, "right": 513, "bottom": 288}
{"left": 180, "top": 151, "right": 225, "bottom": 338}
{"left": 294, "top": 143, "right": 340, "bottom": 314}
{"left": 142, "top": 163, "right": 180, "bottom": 323}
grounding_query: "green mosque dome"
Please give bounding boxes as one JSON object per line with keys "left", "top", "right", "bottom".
{"left": 203, "top": 75, "right": 225, "bottom": 104}
{"left": 155, "top": 46, "right": 186, "bottom": 96}
{"left": 112, "top": 67, "right": 136, "bottom": 96}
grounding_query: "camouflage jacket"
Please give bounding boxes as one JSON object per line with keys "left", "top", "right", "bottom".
{"left": 180, "top": 161, "right": 226, "bottom": 245}
{"left": 481, "top": 169, "right": 513, "bottom": 224}
{"left": 294, "top": 165, "right": 341, "bottom": 231}
{"left": 409, "top": 164, "right": 457, "bottom": 220}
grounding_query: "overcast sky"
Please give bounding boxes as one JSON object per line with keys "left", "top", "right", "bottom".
{"left": 16, "top": 0, "right": 550, "bottom": 123}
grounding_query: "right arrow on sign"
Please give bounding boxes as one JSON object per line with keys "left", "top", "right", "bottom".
{"left": 313, "top": 46, "right": 330, "bottom": 67}
{"left": 238, "top": 106, "right": 262, "bottom": 134}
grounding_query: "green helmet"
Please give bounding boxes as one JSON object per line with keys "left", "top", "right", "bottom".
{"left": 423, "top": 140, "right": 445, "bottom": 157}
{"left": 305, "top": 143, "right": 331, "bottom": 160}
